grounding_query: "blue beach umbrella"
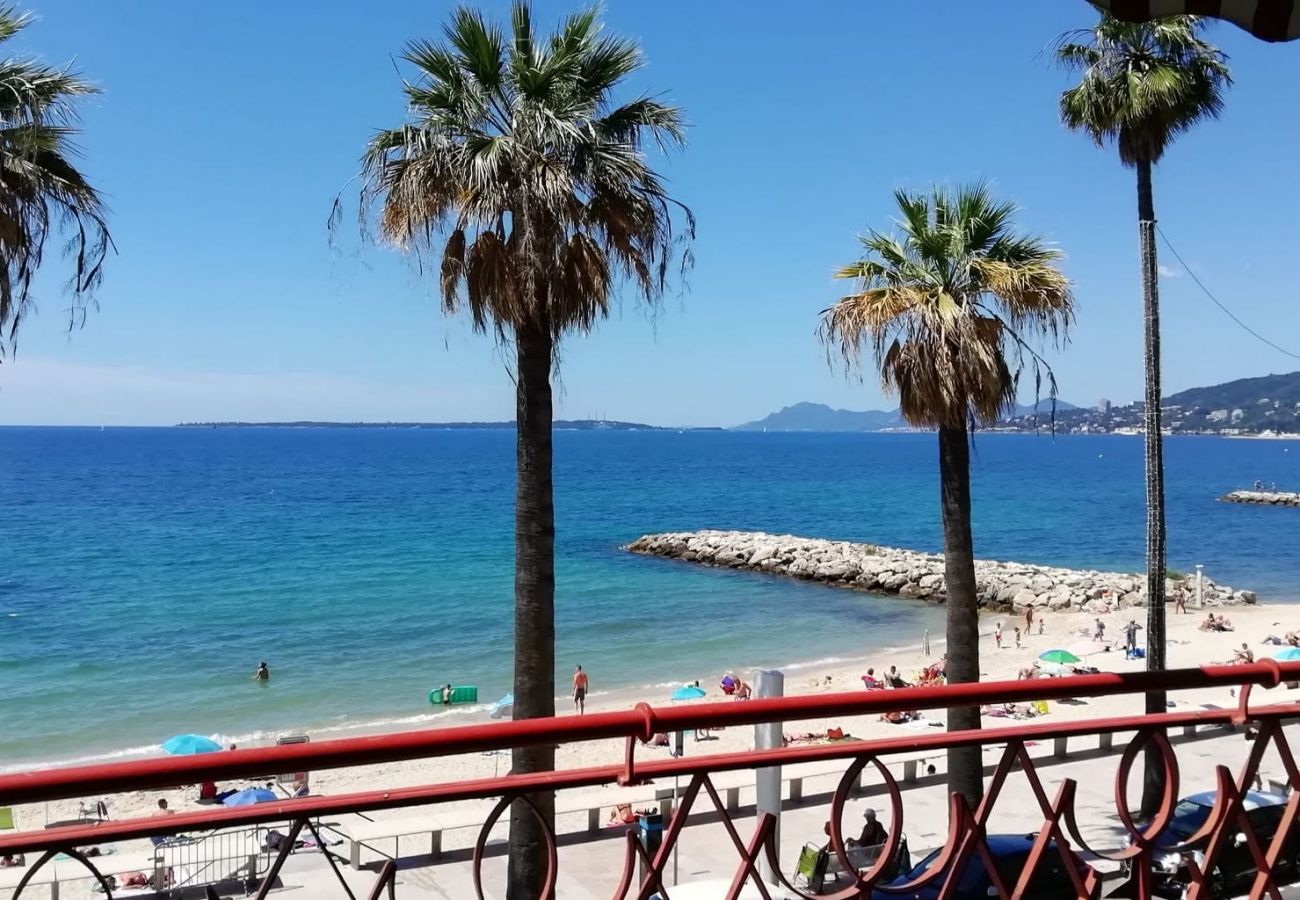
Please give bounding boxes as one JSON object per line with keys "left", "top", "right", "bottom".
{"left": 671, "top": 685, "right": 707, "bottom": 701}
{"left": 1275, "top": 647, "right": 1300, "bottom": 662}
{"left": 161, "top": 734, "right": 222, "bottom": 756}
{"left": 222, "top": 788, "right": 277, "bottom": 807}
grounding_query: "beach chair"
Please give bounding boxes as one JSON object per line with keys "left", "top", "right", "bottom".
{"left": 793, "top": 843, "right": 828, "bottom": 893}
{"left": 79, "top": 799, "right": 109, "bottom": 822}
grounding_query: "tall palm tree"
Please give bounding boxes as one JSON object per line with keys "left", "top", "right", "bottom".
{"left": 344, "top": 4, "right": 691, "bottom": 894}
{"left": 821, "top": 184, "right": 1072, "bottom": 808}
{"left": 1057, "top": 14, "right": 1229, "bottom": 817}
{"left": 0, "top": 5, "right": 110, "bottom": 361}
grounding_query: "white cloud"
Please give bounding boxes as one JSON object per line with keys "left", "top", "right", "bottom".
{"left": 1157, "top": 264, "right": 1181, "bottom": 279}
{"left": 0, "top": 357, "right": 507, "bottom": 425}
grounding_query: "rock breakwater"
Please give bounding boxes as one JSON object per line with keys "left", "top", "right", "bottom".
{"left": 626, "top": 530, "right": 1258, "bottom": 612}
{"left": 1222, "top": 490, "right": 1300, "bottom": 508}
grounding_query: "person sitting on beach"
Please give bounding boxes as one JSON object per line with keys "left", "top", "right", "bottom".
{"left": 1232, "top": 643, "right": 1254, "bottom": 665}
{"left": 861, "top": 668, "right": 884, "bottom": 690}
{"left": 253, "top": 662, "right": 270, "bottom": 682}
{"left": 1218, "top": 616, "right": 1234, "bottom": 631}
{"left": 848, "top": 808, "right": 888, "bottom": 849}
{"left": 880, "top": 709, "right": 920, "bottom": 724}
{"left": 607, "top": 803, "right": 636, "bottom": 826}
{"left": 1200, "top": 614, "right": 1217, "bottom": 631}
{"left": 734, "top": 678, "right": 752, "bottom": 700}
{"left": 198, "top": 780, "right": 219, "bottom": 802}
{"left": 1017, "top": 662, "right": 1041, "bottom": 680}
{"left": 886, "top": 666, "right": 910, "bottom": 689}
{"left": 0, "top": 854, "right": 25, "bottom": 868}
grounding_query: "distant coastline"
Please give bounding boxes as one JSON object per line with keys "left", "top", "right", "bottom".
{"left": 175, "top": 419, "right": 724, "bottom": 432}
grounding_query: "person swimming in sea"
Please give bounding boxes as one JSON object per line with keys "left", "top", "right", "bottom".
{"left": 253, "top": 662, "right": 269, "bottom": 682}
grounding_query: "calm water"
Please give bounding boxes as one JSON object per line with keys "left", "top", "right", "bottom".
{"left": 0, "top": 427, "right": 1295, "bottom": 769}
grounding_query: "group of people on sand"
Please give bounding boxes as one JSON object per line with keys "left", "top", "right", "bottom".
{"left": 995, "top": 608, "right": 1046, "bottom": 649}
{"left": 719, "top": 673, "right": 752, "bottom": 699}
{"left": 860, "top": 658, "right": 945, "bottom": 692}
{"left": 1199, "top": 613, "right": 1234, "bottom": 632}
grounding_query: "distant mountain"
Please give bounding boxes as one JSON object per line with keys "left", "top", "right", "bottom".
{"left": 733, "top": 403, "right": 901, "bottom": 432}
{"left": 1164, "top": 371, "right": 1300, "bottom": 412}
{"left": 733, "top": 399, "right": 1077, "bottom": 432}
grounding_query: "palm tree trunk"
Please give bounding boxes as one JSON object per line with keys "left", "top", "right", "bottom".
{"left": 1136, "top": 157, "right": 1169, "bottom": 819}
{"left": 939, "top": 423, "right": 983, "bottom": 809}
{"left": 507, "top": 314, "right": 557, "bottom": 899}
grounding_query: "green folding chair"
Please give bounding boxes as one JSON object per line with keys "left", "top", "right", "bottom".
{"left": 794, "top": 842, "right": 828, "bottom": 893}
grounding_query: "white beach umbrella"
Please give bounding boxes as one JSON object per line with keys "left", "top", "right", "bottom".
{"left": 1089, "top": 1, "right": 1300, "bottom": 42}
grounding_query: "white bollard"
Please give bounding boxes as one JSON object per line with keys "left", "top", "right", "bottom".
{"left": 1196, "top": 564, "right": 1204, "bottom": 610}
{"left": 753, "top": 669, "right": 784, "bottom": 885}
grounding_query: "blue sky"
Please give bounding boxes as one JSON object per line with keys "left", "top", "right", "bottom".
{"left": 3, "top": 0, "right": 1299, "bottom": 427}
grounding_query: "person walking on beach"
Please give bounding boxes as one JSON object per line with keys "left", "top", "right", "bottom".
{"left": 1174, "top": 591, "right": 1186, "bottom": 614}
{"left": 994, "top": 623, "right": 1003, "bottom": 649}
{"left": 252, "top": 662, "right": 269, "bottom": 682}
{"left": 572, "top": 665, "right": 589, "bottom": 715}
{"left": 1093, "top": 619, "right": 1106, "bottom": 643}
{"left": 1123, "top": 620, "right": 1142, "bottom": 659}
{"left": 1013, "top": 627, "right": 1022, "bottom": 649}
{"left": 1024, "top": 606, "right": 1034, "bottom": 633}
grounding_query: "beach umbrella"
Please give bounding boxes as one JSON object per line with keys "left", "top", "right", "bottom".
{"left": 1038, "top": 649, "right": 1081, "bottom": 666}
{"left": 1068, "top": 640, "right": 1109, "bottom": 657}
{"left": 489, "top": 693, "right": 514, "bottom": 719}
{"left": 1089, "top": 1, "right": 1300, "bottom": 43}
{"left": 161, "top": 734, "right": 222, "bottom": 756}
{"left": 222, "top": 788, "right": 277, "bottom": 807}
{"left": 1275, "top": 647, "right": 1300, "bottom": 662}
{"left": 671, "top": 685, "right": 707, "bottom": 701}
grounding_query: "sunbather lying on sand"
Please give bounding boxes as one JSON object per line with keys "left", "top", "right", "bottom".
{"left": 879, "top": 710, "right": 922, "bottom": 724}
{"left": 1263, "top": 632, "right": 1300, "bottom": 646}
{"left": 981, "top": 703, "right": 1042, "bottom": 719}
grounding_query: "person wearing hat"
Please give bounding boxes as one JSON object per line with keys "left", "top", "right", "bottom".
{"left": 848, "top": 807, "right": 887, "bottom": 848}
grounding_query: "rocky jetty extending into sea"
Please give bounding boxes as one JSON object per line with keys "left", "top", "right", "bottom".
{"left": 1222, "top": 490, "right": 1300, "bottom": 508}
{"left": 626, "top": 530, "right": 1258, "bottom": 612}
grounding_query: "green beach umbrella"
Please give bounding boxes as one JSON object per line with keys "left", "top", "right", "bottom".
{"left": 1038, "top": 649, "right": 1081, "bottom": 666}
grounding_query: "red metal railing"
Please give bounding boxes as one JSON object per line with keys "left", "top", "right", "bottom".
{"left": 3, "top": 662, "right": 1300, "bottom": 899}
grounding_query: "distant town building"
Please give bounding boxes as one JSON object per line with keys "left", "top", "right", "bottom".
{"left": 1207, "top": 409, "right": 1229, "bottom": 423}
{"left": 1231, "top": 408, "right": 1245, "bottom": 424}
{"left": 1096, "top": 398, "right": 1111, "bottom": 414}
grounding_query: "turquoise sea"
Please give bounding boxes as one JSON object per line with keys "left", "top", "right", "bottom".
{"left": 1, "top": 427, "right": 1296, "bottom": 770}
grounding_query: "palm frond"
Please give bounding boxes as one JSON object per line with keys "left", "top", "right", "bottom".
{"left": 339, "top": 0, "right": 692, "bottom": 356}
{"left": 821, "top": 184, "right": 1073, "bottom": 431}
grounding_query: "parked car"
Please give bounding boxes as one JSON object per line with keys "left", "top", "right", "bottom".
{"left": 869, "top": 833, "right": 1094, "bottom": 899}
{"left": 1121, "top": 789, "right": 1299, "bottom": 898}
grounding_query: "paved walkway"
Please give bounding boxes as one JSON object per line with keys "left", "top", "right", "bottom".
{"left": 266, "top": 721, "right": 1294, "bottom": 899}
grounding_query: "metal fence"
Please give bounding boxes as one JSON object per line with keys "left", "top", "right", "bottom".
{"left": 3, "top": 661, "right": 1300, "bottom": 898}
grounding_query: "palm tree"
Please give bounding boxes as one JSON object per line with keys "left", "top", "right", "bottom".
{"left": 0, "top": 5, "right": 110, "bottom": 361}
{"left": 821, "top": 184, "right": 1073, "bottom": 808}
{"left": 344, "top": 4, "right": 691, "bottom": 894}
{"left": 1056, "top": 14, "right": 1229, "bottom": 817}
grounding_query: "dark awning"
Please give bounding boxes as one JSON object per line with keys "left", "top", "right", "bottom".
{"left": 1090, "top": 0, "right": 1299, "bottom": 42}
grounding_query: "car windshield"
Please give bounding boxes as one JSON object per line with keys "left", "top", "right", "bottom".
{"left": 1168, "top": 800, "right": 1212, "bottom": 838}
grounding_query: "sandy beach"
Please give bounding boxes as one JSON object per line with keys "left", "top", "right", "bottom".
{"left": 8, "top": 599, "right": 1293, "bottom": 844}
